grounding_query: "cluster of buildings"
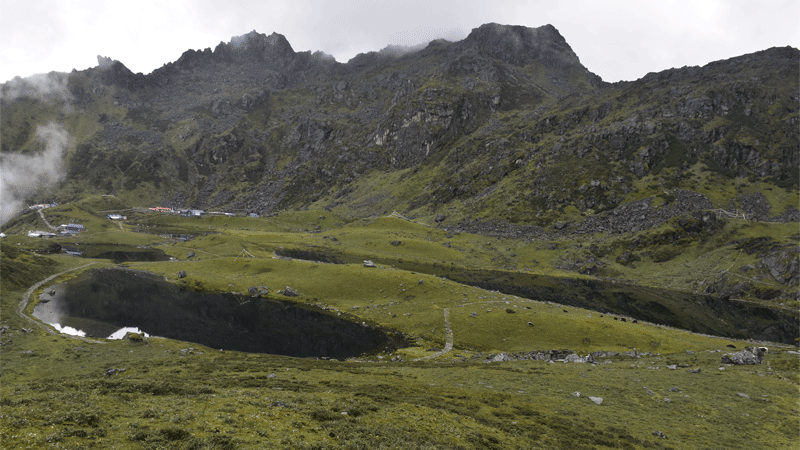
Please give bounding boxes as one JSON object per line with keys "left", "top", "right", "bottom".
{"left": 148, "top": 207, "right": 246, "bottom": 217}
{"left": 18, "top": 205, "right": 260, "bottom": 241}
{"left": 28, "top": 223, "right": 85, "bottom": 238}
{"left": 28, "top": 202, "right": 58, "bottom": 210}
{"left": 149, "top": 207, "right": 206, "bottom": 217}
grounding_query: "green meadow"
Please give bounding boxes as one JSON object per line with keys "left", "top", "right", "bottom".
{"left": 1, "top": 199, "right": 797, "bottom": 449}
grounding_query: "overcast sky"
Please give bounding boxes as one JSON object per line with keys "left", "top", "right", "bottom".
{"left": 1, "top": 0, "right": 798, "bottom": 84}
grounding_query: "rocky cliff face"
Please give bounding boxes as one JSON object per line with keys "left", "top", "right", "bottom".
{"left": 2, "top": 24, "right": 798, "bottom": 231}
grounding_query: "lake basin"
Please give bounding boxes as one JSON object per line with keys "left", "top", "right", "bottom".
{"left": 34, "top": 268, "right": 399, "bottom": 358}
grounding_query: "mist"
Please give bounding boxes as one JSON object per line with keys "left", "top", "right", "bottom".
{"left": 0, "top": 122, "right": 70, "bottom": 226}
{"left": 1, "top": 71, "right": 73, "bottom": 105}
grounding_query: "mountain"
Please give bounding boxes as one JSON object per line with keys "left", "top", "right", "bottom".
{"left": 1, "top": 24, "right": 798, "bottom": 296}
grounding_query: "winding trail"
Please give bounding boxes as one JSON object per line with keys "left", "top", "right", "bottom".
{"left": 415, "top": 308, "right": 453, "bottom": 361}
{"left": 18, "top": 262, "right": 105, "bottom": 343}
{"left": 37, "top": 209, "right": 57, "bottom": 230}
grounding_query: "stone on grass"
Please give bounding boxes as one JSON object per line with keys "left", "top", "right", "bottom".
{"left": 486, "top": 353, "right": 512, "bottom": 363}
{"left": 282, "top": 286, "right": 299, "bottom": 297}
{"left": 564, "top": 353, "right": 590, "bottom": 363}
{"left": 589, "top": 397, "right": 603, "bottom": 405}
{"left": 721, "top": 347, "right": 764, "bottom": 365}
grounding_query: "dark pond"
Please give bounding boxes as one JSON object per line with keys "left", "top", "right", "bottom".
{"left": 34, "top": 268, "right": 400, "bottom": 358}
{"left": 283, "top": 249, "right": 799, "bottom": 344}
{"left": 61, "top": 244, "right": 170, "bottom": 263}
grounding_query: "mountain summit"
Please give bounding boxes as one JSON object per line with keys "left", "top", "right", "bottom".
{"left": 1, "top": 23, "right": 797, "bottom": 226}
{"left": 1, "top": 22, "right": 798, "bottom": 306}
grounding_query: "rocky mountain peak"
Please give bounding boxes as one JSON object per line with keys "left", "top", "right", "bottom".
{"left": 461, "top": 23, "right": 582, "bottom": 69}
{"left": 211, "top": 31, "right": 296, "bottom": 64}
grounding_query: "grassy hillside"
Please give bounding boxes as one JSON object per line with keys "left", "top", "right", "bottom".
{"left": 2, "top": 202, "right": 798, "bottom": 449}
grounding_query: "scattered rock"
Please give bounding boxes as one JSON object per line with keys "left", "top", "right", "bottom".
{"left": 186, "top": 251, "right": 195, "bottom": 259}
{"left": 364, "top": 260, "right": 377, "bottom": 268}
{"left": 573, "top": 391, "right": 581, "bottom": 397}
{"left": 178, "top": 270, "right": 187, "bottom": 278}
{"left": 282, "top": 286, "right": 299, "bottom": 297}
{"left": 485, "top": 353, "right": 512, "bottom": 363}
{"left": 652, "top": 430, "right": 667, "bottom": 439}
{"left": 248, "top": 286, "right": 269, "bottom": 296}
{"left": 688, "top": 367, "right": 701, "bottom": 373}
{"left": 737, "top": 393, "right": 750, "bottom": 398}
{"left": 589, "top": 397, "right": 603, "bottom": 405}
{"left": 390, "top": 240, "right": 402, "bottom": 246}
{"left": 505, "top": 308, "right": 516, "bottom": 314}
{"left": 105, "top": 367, "right": 127, "bottom": 377}
{"left": 721, "top": 347, "right": 764, "bottom": 365}
{"left": 469, "top": 312, "right": 477, "bottom": 318}
{"left": 527, "top": 322, "right": 534, "bottom": 327}
{"left": 20, "top": 350, "right": 35, "bottom": 357}
{"left": 564, "top": 353, "right": 591, "bottom": 363}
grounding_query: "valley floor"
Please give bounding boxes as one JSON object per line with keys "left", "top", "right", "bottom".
{"left": 1, "top": 204, "right": 798, "bottom": 449}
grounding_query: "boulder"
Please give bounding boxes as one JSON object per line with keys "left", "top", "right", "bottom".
{"left": 282, "top": 286, "right": 299, "bottom": 297}
{"left": 178, "top": 270, "right": 187, "bottom": 278}
{"left": 564, "top": 353, "right": 591, "bottom": 363}
{"left": 486, "top": 353, "right": 512, "bottom": 363}
{"left": 652, "top": 430, "right": 667, "bottom": 439}
{"left": 721, "top": 347, "right": 764, "bottom": 365}
{"left": 364, "top": 260, "right": 377, "bottom": 268}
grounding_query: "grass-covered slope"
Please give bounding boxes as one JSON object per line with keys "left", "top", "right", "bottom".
{"left": 2, "top": 205, "right": 798, "bottom": 449}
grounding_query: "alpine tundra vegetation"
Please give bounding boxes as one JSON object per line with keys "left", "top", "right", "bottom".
{"left": 1, "top": 23, "right": 798, "bottom": 449}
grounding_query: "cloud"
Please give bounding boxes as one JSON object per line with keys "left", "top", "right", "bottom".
{"left": 1, "top": 72, "right": 73, "bottom": 106}
{"left": 0, "top": 123, "right": 70, "bottom": 225}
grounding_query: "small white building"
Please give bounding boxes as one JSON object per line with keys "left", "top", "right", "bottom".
{"left": 60, "top": 223, "right": 85, "bottom": 233}
{"left": 28, "top": 230, "right": 57, "bottom": 238}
